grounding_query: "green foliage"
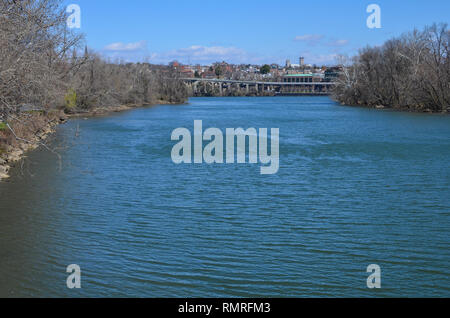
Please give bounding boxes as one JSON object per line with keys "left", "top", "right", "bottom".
{"left": 64, "top": 89, "right": 77, "bottom": 110}
{"left": 0, "top": 122, "right": 7, "bottom": 131}
{"left": 260, "top": 64, "right": 271, "bottom": 74}
{"left": 215, "top": 66, "right": 223, "bottom": 77}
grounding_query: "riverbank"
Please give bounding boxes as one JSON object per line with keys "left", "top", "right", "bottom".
{"left": 67, "top": 100, "right": 185, "bottom": 118}
{"left": 0, "top": 111, "right": 66, "bottom": 180}
{"left": 337, "top": 101, "right": 450, "bottom": 113}
{"left": 331, "top": 24, "right": 449, "bottom": 113}
{"left": 0, "top": 100, "right": 185, "bottom": 181}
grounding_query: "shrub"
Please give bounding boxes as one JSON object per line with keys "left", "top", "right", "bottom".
{"left": 64, "top": 89, "right": 77, "bottom": 111}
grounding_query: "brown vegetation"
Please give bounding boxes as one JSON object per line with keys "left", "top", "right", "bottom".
{"left": 332, "top": 24, "right": 450, "bottom": 113}
{"left": 0, "top": 0, "right": 188, "bottom": 177}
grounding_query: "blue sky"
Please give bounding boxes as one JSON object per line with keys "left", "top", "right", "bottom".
{"left": 64, "top": 0, "right": 450, "bottom": 65}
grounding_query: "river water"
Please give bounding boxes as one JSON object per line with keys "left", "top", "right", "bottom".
{"left": 0, "top": 97, "right": 449, "bottom": 297}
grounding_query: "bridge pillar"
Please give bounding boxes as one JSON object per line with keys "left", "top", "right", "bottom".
{"left": 219, "top": 82, "right": 223, "bottom": 96}
{"left": 246, "top": 84, "right": 249, "bottom": 94}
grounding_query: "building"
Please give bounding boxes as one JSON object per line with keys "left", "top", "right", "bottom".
{"left": 299, "top": 56, "right": 305, "bottom": 66}
{"left": 282, "top": 73, "right": 323, "bottom": 83}
{"left": 179, "top": 65, "right": 194, "bottom": 77}
{"left": 286, "top": 59, "right": 291, "bottom": 68}
{"left": 281, "top": 73, "right": 327, "bottom": 94}
{"left": 324, "top": 66, "right": 342, "bottom": 82}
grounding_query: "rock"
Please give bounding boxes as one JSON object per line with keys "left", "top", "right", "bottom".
{"left": 59, "top": 114, "right": 68, "bottom": 122}
{"left": 0, "top": 164, "right": 8, "bottom": 174}
{"left": 7, "top": 149, "right": 23, "bottom": 162}
{"left": 376, "top": 105, "right": 385, "bottom": 109}
{"left": 30, "top": 144, "right": 38, "bottom": 151}
{"left": 0, "top": 164, "right": 9, "bottom": 180}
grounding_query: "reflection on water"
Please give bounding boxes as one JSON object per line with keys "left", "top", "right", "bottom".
{"left": 1, "top": 97, "right": 449, "bottom": 297}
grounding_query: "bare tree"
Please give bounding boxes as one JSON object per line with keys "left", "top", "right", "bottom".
{"left": 0, "top": 0, "right": 188, "bottom": 156}
{"left": 0, "top": 0, "right": 83, "bottom": 119}
{"left": 333, "top": 23, "right": 449, "bottom": 112}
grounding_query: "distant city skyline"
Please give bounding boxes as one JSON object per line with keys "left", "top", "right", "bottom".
{"left": 66, "top": 0, "right": 450, "bottom": 65}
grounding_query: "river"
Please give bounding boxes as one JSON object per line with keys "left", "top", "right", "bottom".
{"left": 0, "top": 96, "right": 449, "bottom": 297}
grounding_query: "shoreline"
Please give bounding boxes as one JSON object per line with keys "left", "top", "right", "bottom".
{"left": 0, "top": 113, "right": 64, "bottom": 181}
{"left": 192, "top": 95, "right": 449, "bottom": 114}
{"left": 67, "top": 99, "right": 185, "bottom": 118}
{"left": 0, "top": 100, "right": 185, "bottom": 181}
{"left": 338, "top": 102, "right": 450, "bottom": 114}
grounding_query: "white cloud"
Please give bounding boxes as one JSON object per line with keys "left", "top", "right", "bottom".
{"left": 103, "top": 41, "right": 148, "bottom": 52}
{"left": 301, "top": 52, "right": 339, "bottom": 65}
{"left": 150, "top": 45, "right": 252, "bottom": 64}
{"left": 327, "top": 39, "right": 349, "bottom": 47}
{"left": 294, "top": 34, "right": 325, "bottom": 45}
{"left": 294, "top": 35, "right": 349, "bottom": 49}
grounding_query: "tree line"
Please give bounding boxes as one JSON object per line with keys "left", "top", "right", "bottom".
{"left": 0, "top": 0, "right": 187, "bottom": 122}
{"left": 332, "top": 24, "right": 449, "bottom": 112}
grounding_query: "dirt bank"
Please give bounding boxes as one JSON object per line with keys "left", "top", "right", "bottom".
{"left": 0, "top": 111, "right": 67, "bottom": 180}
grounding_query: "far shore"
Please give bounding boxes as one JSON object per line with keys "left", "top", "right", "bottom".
{"left": 337, "top": 102, "right": 450, "bottom": 114}
{"left": 67, "top": 99, "right": 186, "bottom": 118}
{"left": 190, "top": 95, "right": 450, "bottom": 114}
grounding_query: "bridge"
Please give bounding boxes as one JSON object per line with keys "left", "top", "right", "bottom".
{"left": 181, "top": 78, "right": 336, "bottom": 96}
